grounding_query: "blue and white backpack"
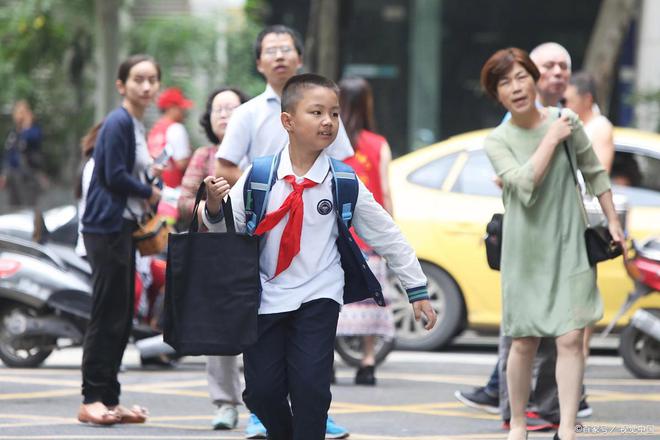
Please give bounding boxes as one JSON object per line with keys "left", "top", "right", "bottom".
{"left": 242, "top": 151, "right": 385, "bottom": 306}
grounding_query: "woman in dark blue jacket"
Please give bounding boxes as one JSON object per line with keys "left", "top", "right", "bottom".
{"left": 79, "top": 54, "right": 162, "bottom": 425}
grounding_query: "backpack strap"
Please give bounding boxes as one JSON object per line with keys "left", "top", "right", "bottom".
{"left": 244, "top": 153, "right": 281, "bottom": 236}
{"left": 329, "top": 158, "right": 358, "bottom": 228}
{"left": 244, "top": 154, "right": 357, "bottom": 234}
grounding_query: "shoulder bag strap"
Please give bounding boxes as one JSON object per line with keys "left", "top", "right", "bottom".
{"left": 559, "top": 110, "right": 591, "bottom": 227}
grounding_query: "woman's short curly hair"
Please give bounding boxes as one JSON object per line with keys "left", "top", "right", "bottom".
{"left": 199, "top": 87, "right": 249, "bottom": 144}
{"left": 480, "top": 47, "right": 540, "bottom": 101}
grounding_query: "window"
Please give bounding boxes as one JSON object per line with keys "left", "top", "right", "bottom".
{"left": 612, "top": 185, "right": 660, "bottom": 207}
{"left": 451, "top": 150, "right": 501, "bottom": 197}
{"left": 407, "top": 153, "right": 457, "bottom": 189}
{"left": 611, "top": 148, "right": 660, "bottom": 207}
{"left": 612, "top": 149, "right": 660, "bottom": 191}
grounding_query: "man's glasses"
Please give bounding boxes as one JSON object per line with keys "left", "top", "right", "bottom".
{"left": 262, "top": 45, "right": 295, "bottom": 57}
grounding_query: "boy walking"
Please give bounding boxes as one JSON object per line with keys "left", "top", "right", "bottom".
{"left": 213, "top": 24, "right": 353, "bottom": 438}
{"left": 203, "top": 74, "right": 437, "bottom": 440}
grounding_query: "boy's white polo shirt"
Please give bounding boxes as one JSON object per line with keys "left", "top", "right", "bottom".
{"left": 216, "top": 84, "right": 354, "bottom": 166}
{"left": 204, "top": 146, "right": 428, "bottom": 315}
{"left": 222, "top": 147, "right": 344, "bottom": 314}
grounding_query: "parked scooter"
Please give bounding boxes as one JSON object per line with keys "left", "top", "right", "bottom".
{"left": 601, "top": 237, "right": 660, "bottom": 379}
{"left": 0, "top": 204, "right": 169, "bottom": 368}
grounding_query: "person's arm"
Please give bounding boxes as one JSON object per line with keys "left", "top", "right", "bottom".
{"left": 569, "top": 111, "right": 612, "bottom": 197}
{"left": 484, "top": 115, "right": 571, "bottom": 207}
{"left": 102, "top": 118, "right": 153, "bottom": 200}
{"left": 597, "top": 189, "right": 625, "bottom": 246}
{"left": 215, "top": 105, "right": 251, "bottom": 185}
{"left": 178, "top": 147, "right": 211, "bottom": 221}
{"left": 379, "top": 140, "right": 393, "bottom": 216}
{"left": 589, "top": 118, "right": 614, "bottom": 173}
{"left": 165, "top": 123, "right": 192, "bottom": 171}
{"left": 215, "top": 158, "right": 243, "bottom": 186}
{"left": 352, "top": 179, "right": 437, "bottom": 330}
{"left": 566, "top": 112, "right": 624, "bottom": 244}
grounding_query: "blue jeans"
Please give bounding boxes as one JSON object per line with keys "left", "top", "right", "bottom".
{"left": 484, "top": 360, "right": 500, "bottom": 396}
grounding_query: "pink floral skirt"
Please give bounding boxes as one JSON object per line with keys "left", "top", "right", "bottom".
{"left": 336, "top": 254, "right": 395, "bottom": 339}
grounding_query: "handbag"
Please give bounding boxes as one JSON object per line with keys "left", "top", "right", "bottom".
{"left": 132, "top": 210, "right": 169, "bottom": 256}
{"left": 562, "top": 140, "right": 622, "bottom": 265}
{"left": 485, "top": 213, "right": 503, "bottom": 270}
{"left": 162, "top": 183, "right": 261, "bottom": 356}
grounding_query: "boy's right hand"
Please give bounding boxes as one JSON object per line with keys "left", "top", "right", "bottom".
{"left": 413, "top": 299, "right": 437, "bottom": 330}
{"left": 203, "top": 176, "right": 230, "bottom": 216}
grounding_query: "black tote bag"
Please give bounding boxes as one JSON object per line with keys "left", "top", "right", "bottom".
{"left": 163, "top": 183, "right": 261, "bottom": 356}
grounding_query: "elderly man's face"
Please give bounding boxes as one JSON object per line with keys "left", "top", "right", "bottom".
{"left": 532, "top": 47, "right": 571, "bottom": 101}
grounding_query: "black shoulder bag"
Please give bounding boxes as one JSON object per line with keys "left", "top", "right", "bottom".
{"left": 485, "top": 213, "right": 503, "bottom": 270}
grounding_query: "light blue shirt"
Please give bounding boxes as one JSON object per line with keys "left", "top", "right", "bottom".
{"left": 216, "top": 85, "right": 354, "bottom": 166}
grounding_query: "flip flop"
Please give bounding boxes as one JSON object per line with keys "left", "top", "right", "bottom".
{"left": 77, "top": 404, "right": 120, "bottom": 426}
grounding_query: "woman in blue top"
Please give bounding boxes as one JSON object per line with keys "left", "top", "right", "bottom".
{"left": 79, "top": 54, "right": 162, "bottom": 425}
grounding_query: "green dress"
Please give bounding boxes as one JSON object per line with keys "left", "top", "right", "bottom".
{"left": 484, "top": 108, "right": 611, "bottom": 337}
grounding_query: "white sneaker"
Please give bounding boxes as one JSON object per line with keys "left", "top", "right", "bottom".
{"left": 212, "top": 404, "right": 238, "bottom": 430}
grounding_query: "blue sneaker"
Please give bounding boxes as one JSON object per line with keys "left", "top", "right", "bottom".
{"left": 245, "top": 413, "right": 267, "bottom": 439}
{"left": 325, "top": 416, "right": 350, "bottom": 439}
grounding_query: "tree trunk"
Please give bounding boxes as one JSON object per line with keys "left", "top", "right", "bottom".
{"left": 583, "top": 0, "right": 638, "bottom": 115}
{"left": 305, "top": 0, "right": 339, "bottom": 79}
{"left": 94, "top": 0, "right": 122, "bottom": 121}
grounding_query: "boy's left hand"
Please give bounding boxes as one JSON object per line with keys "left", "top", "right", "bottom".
{"left": 413, "top": 300, "right": 437, "bottom": 330}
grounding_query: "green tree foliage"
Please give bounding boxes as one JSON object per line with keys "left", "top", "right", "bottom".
{"left": 224, "top": 17, "right": 266, "bottom": 98}
{"left": 126, "top": 14, "right": 264, "bottom": 146}
{"left": 0, "top": 0, "right": 95, "bottom": 180}
{"left": 0, "top": 1, "right": 265, "bottom": 181}
{"left": 632, "top": 90, "right": 660, "bottom": 132}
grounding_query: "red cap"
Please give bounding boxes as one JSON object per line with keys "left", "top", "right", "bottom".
{"left": 157, "top": 88, "right": 193, "bottom": 110}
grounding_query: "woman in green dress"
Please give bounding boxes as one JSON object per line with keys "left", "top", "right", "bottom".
{"left": 480, "top": 48, "right": 624, "bottom": 440}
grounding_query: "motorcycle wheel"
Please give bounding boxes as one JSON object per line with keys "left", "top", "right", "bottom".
{"left": 0, "top": 305, "right": 54, "bottom": 368}
{"left": 334, "top": 336, "right": 395, "bottom": 368}
{"left": 619, "top": 316, "right": 660, "bottom": 380}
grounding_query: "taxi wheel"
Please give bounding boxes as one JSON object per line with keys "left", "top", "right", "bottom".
{"left": 391, "top": 262, "right": 465, "bottom": 351}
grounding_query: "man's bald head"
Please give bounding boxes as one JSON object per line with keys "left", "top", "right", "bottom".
{"left": 529, "top": 42, "right": 572, "bottom": 106}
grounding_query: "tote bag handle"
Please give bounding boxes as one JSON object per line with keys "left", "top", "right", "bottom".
{"left": 189, "top": 182, "right": 236, "bottom": 233}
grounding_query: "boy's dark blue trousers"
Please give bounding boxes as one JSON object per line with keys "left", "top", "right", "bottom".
{"left": 243, "top": 298, "right": 340, "bottom": 440}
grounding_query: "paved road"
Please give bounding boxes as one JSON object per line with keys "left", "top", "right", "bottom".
{"left": 0, "top": 345, "right": 658, "bottom": 439}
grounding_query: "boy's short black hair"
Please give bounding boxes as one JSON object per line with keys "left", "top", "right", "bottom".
{"left": 254, "top": 25, "right": 304, "bottom": 60}
{"left": 281, "top": 73, "right": 339, "bottom": 113}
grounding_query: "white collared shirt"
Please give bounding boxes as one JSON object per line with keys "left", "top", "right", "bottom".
{"left": 216, "top": 85, "right": 354, "bottom": 166}
{"left": 203, "top": 146, "right": 427, "bottom": 315}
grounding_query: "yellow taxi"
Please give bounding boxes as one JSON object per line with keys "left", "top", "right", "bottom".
{"left": 390, "top": 128, "right": 660, "bottom": 350}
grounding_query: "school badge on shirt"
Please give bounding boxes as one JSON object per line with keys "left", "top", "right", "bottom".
{"left": 317, "top": 199, "right": 333, "bottom": 215}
